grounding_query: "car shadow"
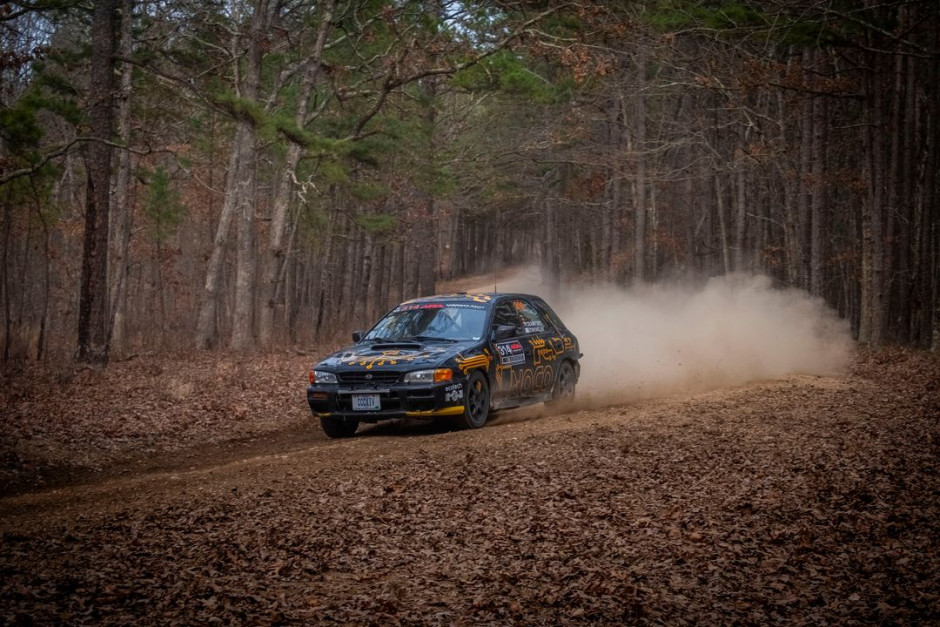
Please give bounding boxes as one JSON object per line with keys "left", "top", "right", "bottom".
{"left": 357, "top": 418, "right": 456, "bottom": 438}
{"left": 355, "top": 403, "right": 554, "bottom": 439}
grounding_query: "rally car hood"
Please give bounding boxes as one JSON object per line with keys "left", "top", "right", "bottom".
{"left": 317, "top": 338, "right": 479, "bottom": 372}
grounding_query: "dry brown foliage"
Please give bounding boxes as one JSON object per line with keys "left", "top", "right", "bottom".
{"left": 0, "top": 348, "right": 938, "bottom": 624}
{"left": 0, "top": 351, "right": 322, "bottom": 491}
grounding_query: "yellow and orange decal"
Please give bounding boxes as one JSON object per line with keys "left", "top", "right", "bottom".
{"left": 456, "top": 348, "right": 493, "bottom": 375}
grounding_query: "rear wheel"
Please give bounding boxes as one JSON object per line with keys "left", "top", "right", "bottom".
{"left": 547, "top": 361, "right": 576, "bottom": 408}
{"left": 460, "top": 371, "right": 490, "bottom": 429}
{"left": 320, "top": 415, "right": 359, "bottom": 438}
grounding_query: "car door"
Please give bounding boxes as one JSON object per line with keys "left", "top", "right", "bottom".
{"left": 509, "top": 298, "right": 558, "bottom": 395}
{"left": 490, "top": 300, "right": 530, "bottom": 400}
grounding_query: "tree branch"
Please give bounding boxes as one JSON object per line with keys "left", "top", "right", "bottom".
{"left": 0, "top": 137, "right": 167, "bottom": 186}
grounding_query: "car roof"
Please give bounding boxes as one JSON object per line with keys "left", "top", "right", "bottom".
{"left": 401, "top": 292, "right": 543, "bottom": 305}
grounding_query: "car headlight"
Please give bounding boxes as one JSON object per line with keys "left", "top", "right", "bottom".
{"left": 311, "top": 370, "right": 338, "bottom": 384}
{"left": 404, "top": 368, "right": 453, "bottom": 384}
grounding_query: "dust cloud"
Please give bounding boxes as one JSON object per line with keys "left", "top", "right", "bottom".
{"left": 474, "top": 267, "right": 854, "bottom": 406}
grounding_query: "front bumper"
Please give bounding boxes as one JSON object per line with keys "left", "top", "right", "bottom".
{"left": 307, "top": 379, "right": 466, "bottom": 422}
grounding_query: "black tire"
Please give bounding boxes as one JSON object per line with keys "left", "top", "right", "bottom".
{"left": 320, "top": 415, "right": 359, "bottom": 438}
{"left": 460, "top": 371, "right": 490, "bottom": 429}
{"left": 547, "top": 360, "right": 577, "bottom": 408}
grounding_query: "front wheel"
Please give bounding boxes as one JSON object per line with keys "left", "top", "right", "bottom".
{"left": 460, "top": 371, "right": 490, "bottom": 429}
{"left": 320, "top": 415, "right": 359, "bottom": 438}
{"left": 546, "top": 361, "right": 577, "bottom": 408}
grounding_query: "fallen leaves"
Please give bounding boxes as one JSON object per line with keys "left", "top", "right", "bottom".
{"left": 0, "top": 352, "right": 321, "bottom": 493}
{"left": 0, "top": 349, "right": 938, "bottom": 624}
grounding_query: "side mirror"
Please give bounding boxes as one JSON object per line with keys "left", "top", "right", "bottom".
{"left": 492, "top": 324, "right": 516, "bottom": 341}
{"left": 352, "top": 330, "right": 364, "bottom": 343}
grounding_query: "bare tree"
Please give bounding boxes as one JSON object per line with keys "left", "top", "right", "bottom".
{"left": 77, "top": 0, "right": 118, "bottom": 364}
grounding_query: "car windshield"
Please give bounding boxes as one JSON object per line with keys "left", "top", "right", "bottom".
{"left": 365, "top": 304, "right": 488, "bottom": 342}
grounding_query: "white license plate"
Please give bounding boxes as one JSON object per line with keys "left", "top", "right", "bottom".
{"left": 352, "top": 394, "right": 381, "bottom": 411}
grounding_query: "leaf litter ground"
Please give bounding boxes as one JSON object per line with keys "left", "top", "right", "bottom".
{"left": 1, "top": 348, "right": 938, "bottom": 624}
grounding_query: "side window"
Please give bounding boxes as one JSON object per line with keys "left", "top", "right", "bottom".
{"left": 493, "top": 302, "right": 522, "bottom": 335}
{"left": 512, "top": 300, "right": 548, "bottom": 336}
{"left": 532, "top": 299, "right": 563, "bottom": 332}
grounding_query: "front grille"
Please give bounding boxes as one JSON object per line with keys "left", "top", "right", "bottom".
{"left": 337, "top": 371, "right": 401, "bottom": 385}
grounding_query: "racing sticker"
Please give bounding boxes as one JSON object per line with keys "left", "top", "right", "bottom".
{"left": 396, "top": 303, "right": 445, "bottom": 311}
{"left": 523, "top": 321, "right": 544, "bottom": 334}
{"left": 446, "top": 303, "right": 487, "bottom": 310}
{"left": 496, "top": 340, "right": 525, "bottom": 366}
{"left": 444, "top": 383, "right": 464, "bottom": 403}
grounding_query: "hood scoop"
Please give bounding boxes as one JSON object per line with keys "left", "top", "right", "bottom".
{"left": 369, "top": 341, "right": 423, "bottom": 350}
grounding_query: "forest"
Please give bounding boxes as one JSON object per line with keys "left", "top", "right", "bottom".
{"left": 1, "top": 0, "right": 938, "bottom": 363}
{"left": 3, "top": 3, "right": 940, "bottom": 622}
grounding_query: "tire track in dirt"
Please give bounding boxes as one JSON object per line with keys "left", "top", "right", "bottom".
{"left": 0, "top": 376, "right": 847, "bottom": 525}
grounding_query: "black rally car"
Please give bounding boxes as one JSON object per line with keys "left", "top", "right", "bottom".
{"left": 307, "top": 292, "right": 581, "bottom": 437}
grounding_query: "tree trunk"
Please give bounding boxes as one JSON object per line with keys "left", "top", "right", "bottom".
{"left": 195, "top": 0, "right": 271, "bottom": 350}
{"left": 734, "top": 161, "right": 747, "bottom": 273}
{"left": 634, "top": 47, "right": 647, "bottom": 284}
{"left": 77, "top": 0, "right": 118, "bottom": 365}
{"left": 810, "top": 62, "right": 826, "bottom": 297}
{"left": 715, "top": 175, "right": 731, "bottom": 275}
{"left": 2, "top": 199, "right": 10, "bottom": 362}
{"left": 230, "top": 0, "right": 274, "bottom": 350}
{"left": 314, "top": 195, "right": 337, "bottom": 340}
{"left": 369, "top": 241, "right": 385, "bottom": 322}
{"left": 779, "top": 56, "right": 802, "bottom": 288}
{"left": 883, "top": 48, "right": 903, "bottom": 343}
{"left": 896, "top": 50, "right": 916, "bottom": 342}
{"left": 797, "top": 48, "right": 813, "bottom": 290}
{"left": 861, "top": 49, "right": 888, "bottom": 347}
{"left": 259, "top": 0, "right": 334, "bottom": 346}
{"left": 339, "top": 217, "right": 356, "bottom": 328}
{"left": 230, "top": 135, "right": 257, "bottom": 350}
{"left": 355, "top": 233, "right": 373, "bottom": 329}
{"left": 36, "top": 196, "right": 51, "bottom": 360}
{"left": 917, "top": 28, "right": 939, "bottom": 348}
{"left": 155, "top": 239, "right": 167, "bottom": 347}
{"left": 109, "top": 0, "right": 134, "bottom": 355}
{"left": 395, "top": 239, "right": 405, "bottom": 306}
{"left": 195, "top": 136, "right": 242, "bottom": 348}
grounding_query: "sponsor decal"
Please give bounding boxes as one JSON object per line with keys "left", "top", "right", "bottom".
{"left": 444, "top": 383, "right": 464, "bottom": 403}
{"left": 397, "top": 303, "right": 445, "bottom": 311}
{"left": 495, "top": 364, "right": 556, "bottom": 396}
{"left": 446, "top": 303, "right": 487, "bottom": 310}
{"left": 496, "top": 340, "right": 525, "bottom": 366}
{"left": 396, "top": 302, "right": 485, "bottom": 311}
{"left": 523, "top": 321, "right": 545, "bottom": 334}
{"left": 530, "top": 336, "right": 566, "bottom": 366}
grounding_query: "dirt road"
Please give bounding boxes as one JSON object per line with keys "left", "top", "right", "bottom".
{"left": 1, "top": 351, "right": 938, "bottom": 624}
